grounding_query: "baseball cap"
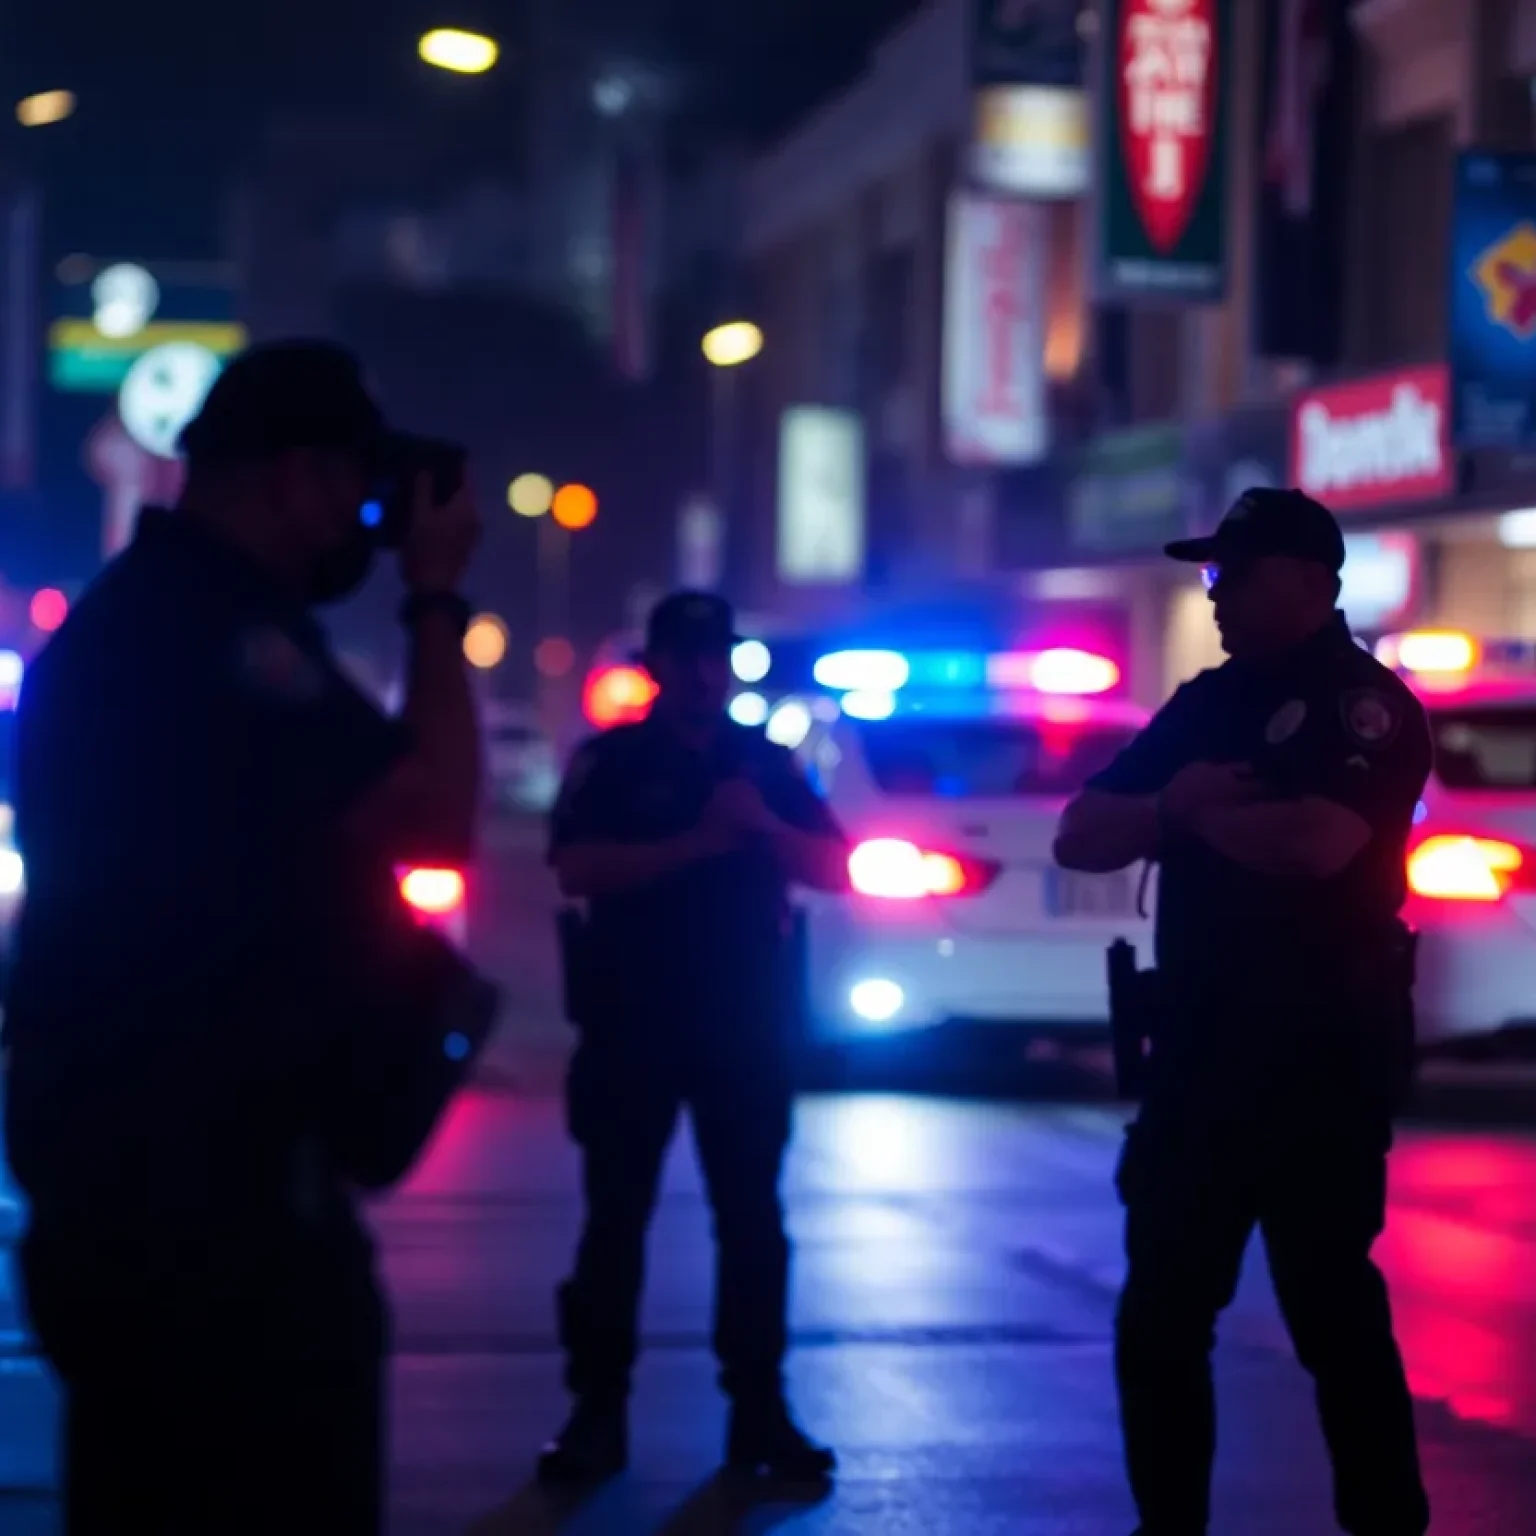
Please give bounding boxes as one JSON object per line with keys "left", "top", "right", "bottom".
{"left": 176, "top": 339, "right": 399, "bottom": 466}
{"left": 1164, "top": 487, "right": 1346, "bottom": 573}
{"left": 643, "top": 591, "right": 741, "bottom": 655}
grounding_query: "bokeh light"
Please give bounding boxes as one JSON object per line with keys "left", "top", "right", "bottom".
{"left": 16, "top": 90, "right": 74, "bottom": 128}
{"left": 463, "top": 614, "right": 508, "bottom": 669}
{"left": 702, "top": 321, "right": 764, "bottom": 368}
{"left": 729, "top": 692, "right": 769, "bottom": 726}
{"left": 418, "top": 29, "right": 499, "bottom": 74}
{"left": 731, "top": 639, "right": 772, "bottom": 684}
{"left": 552, "top": 483, "right": 598, "bottom": 530}
{"left": 534, "top": 636, "right": 576, "bottom": 678}
{"left": 508, "top": 473, "right": 555, "bottom": 518}
{"left": 30, "top": 588, "right": 68, "bottom": 632}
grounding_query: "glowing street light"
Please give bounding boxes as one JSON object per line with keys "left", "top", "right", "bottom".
{"left": 16, "top": 90, "right": 75, "bottom": 128}
{"left": 702, "top": 321, "right": 763, "bottom": 368}
{"left": 508, "top": 472, "right": 555, "bottom": 518}
{"left": 551, "top": 483, "right": 598, "bottom": 531}
{"left": 418, "top": 29, "right": 499, "bottom": 74}
{"left": 463, "top": 613, "right": 509, "bottom": 669}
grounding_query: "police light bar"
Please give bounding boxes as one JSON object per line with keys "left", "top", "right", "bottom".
{"left": 812, "top": 646, "right": 1120, "bottom": 699}
{"left": 813, "top": 650, "right": 911, "bottom": 692}
{"left": 1376, "top": 630, "right": 1478, "bottom": 675}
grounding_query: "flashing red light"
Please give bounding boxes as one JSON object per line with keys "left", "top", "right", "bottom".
{"left": 30, "top": 588, "right": 67, "bottom": 632}
{"left": 1407, "top": 835, "right": 1533, "bottom": 902}
{"left": 583, "top": 664, "right": 658, "bottom": 729}
{"left": 985, "top": 647, "right": 1120, "bottom": 696}
{"left": 399, "top": 866, "right": 467, "bottom": 916}
{"left": 847, "top": 837, "right": 1001, "bottom": 900}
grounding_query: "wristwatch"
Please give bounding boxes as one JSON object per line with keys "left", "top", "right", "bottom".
{"left": 400, "top": 591, "right": 473, "bottom": 638}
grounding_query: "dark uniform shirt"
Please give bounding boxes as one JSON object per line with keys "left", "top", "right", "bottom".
{"left": 4, "top": 510, "right": 408, "bottom": 1347}
{"left": 1088, "top": 613, "right": 1431, "bottom": 1075}
{"left": 549, "top": 715, "right": 842, "bottom": 1042}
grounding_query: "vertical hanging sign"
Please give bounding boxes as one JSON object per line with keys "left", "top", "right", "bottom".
{"left": 1095, "top": 0, "right": 1232, "bottom": 304}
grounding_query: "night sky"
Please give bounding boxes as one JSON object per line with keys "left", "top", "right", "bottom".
{"left": 3, "top": 0, "right": 926, "bottom": 257}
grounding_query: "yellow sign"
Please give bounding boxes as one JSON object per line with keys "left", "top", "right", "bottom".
{"left": 1472, "top": 221, "right": 1536, "bottom": 339}
{"left": 49, "top": 319, "right": 247, "bottom": 393}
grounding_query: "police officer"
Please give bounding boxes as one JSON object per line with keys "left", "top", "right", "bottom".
{"left": 1054, "top": 489, "right": 1431, "bottom": 1536}
{"left": 4, "top": 341, "right": 483, "bottom": 1534}
{"left": 540, "top": 591, "right": 846, "bottom": 1486}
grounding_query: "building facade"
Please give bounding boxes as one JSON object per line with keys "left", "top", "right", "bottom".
{"left": 738, "top": 0, "right": 1536, "bottom": 706}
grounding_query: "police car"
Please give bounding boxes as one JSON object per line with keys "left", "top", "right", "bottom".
{"left": 1378, "top": 629, "right": 1536, "bottom": 1052}
{"left": 767, "top": 644, "right": 1152, "bottom": 1053}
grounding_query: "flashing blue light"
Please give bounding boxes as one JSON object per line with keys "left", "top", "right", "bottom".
{"left": 360, "top": 499, "right": 384, "bottom": 528}
{"left": 732, "top": 639, "right": 772, "bottom": 684}
{"left": 814, "top": 649, "right": 910, "bottom": 692}
{"left": 908, "top": 651, "right": 987, "bottom": 688}
{"left": 728, "top": 691, "right": 769, "bottom": 727}
{"left": 1413, "top": 800, "right": 1429, "bottom": 826}
{"left": 842, "top": 689, "right": 897, "bottom": 721}
{"left": 443, "top": 1031, "right": 471, "bottom": 1063}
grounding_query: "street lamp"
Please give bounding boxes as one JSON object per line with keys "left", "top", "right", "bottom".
{"left": 508, "top": 472, "right": 554, "bottom": 517}
{"left": 463, "top": 614, "right": 509, "bottom": 670}
{"left": 698, "top": 322, "right": 763, "bottom": 590}
{"left": 551, "top": 483, "right": 598, "bottom": 531}
{"left": 701, "top": 321, "right": 764, "bottom": 369}
{"left": 418, "top": 29, "right": 499, "bottom": 74}
{"left": 16, "top": 90, "right": 74, "bottom": 128}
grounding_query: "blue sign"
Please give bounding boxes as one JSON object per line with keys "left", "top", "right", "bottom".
{"left": 1450, "top": 152, "right": 1536, "bottom": 449}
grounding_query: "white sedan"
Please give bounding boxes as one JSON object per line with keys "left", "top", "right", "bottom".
{"left": 790, "top": 692, "right": 1153, "bottom": 1050}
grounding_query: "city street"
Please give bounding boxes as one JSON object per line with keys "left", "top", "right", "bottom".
{"left": 0, "top": 831, "right": 1534, "bottom": 1532}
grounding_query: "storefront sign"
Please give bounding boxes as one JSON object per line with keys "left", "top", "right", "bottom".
{"left": 776, "top": 406, "right": 866, "bottom": 586}
{"left": 942, "top": 193, "right": 1048, "bottom": 467}
{"left": 1096, "top": 0, "right": 1231, "bottom": 303}
{"left": 47, "top": 318, "right": 245, "bottom": 393}
{"left": 972, "top": 87, "right": 1090, "bottom": 199}
{"left": 1290, "top": 365, "right": 1454, "bottom": 513}
{"left": 1449, "top": 151, "right": 1536, "bottom": 450}
{"left": 1068, "top": 422, "right": 1189, "bottom": 552}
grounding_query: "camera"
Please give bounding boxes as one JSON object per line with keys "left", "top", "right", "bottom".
{"left": 364, "top": 434, "right": 468, "bottom": 549}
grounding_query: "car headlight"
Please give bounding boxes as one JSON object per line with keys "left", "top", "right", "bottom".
{"left": 0, "top": 848, "right": 24, "bottom": 897}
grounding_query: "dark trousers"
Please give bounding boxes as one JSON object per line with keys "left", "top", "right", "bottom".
{"left": 560, "top": 1033, "right": 793, "bottom": 1405}
{"left": 1114, "top": 1088, "right": 1429, "bottom": 1536}
{"left": 61, "top": 1357, "right": 383, "bottom": 1536}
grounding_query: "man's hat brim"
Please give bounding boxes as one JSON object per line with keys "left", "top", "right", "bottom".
{"left": 1164, "top": 535, "right": 1222, "bottom": 563}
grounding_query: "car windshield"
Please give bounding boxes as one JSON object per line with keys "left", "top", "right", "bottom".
{"left": 855, "top": 717, "right": 1138, "bottom": 798}
{"left": 1430, "top": 705, "right": 1536, "bottom": 790}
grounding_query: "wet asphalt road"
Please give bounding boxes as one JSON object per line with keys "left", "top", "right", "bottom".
{"left": 0, "top": 824, "right": 1533, "bottom": 1532}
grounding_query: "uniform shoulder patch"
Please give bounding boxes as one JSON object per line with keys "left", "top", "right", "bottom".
{"left": 239, "top": 626, "right": 325, "bottom": 702}
{"left": 1265, "top": 699, "right": 1308, "bottom": 744}
{"left": 1340, "top": 687, "right": 1400, "bottom": 748}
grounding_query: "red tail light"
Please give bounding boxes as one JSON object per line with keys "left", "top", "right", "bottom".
{"left": 848, "top": 837, "right": 1000, "bottom": 899}
{"left": 1407, "top": 835, "right": 1534, "bottom": 902}
{"left": 399, "top": 866, "right": 467, "bottom": 917}
{"left": 583, "top": 665, "right": 658, "bottom": 729}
